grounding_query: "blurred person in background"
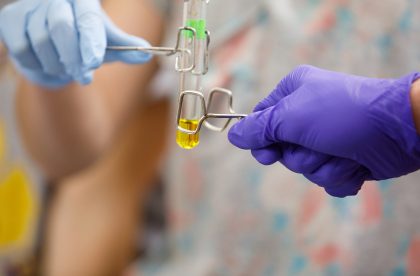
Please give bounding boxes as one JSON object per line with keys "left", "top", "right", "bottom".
{"left": 0, "top": 0, "right": 169, "bottom": 275}
{"left": 1, "top": 1, "right": 420, "bottom": 276}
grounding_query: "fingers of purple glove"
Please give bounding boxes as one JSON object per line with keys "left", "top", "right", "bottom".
{"left": 251, "top": 145, "right": 282, "bottom": 165}
{"left": 280, "top": 144, "right": 332, "bottom": 174}
{"left": 323, "top": 169, "right": 368, "bottom": 198}
{"left": 251, "top": 143, "right": 333, "bottom": 175}
{"left": 229, "top": 96, "right": 306, "bottom": 150}
{"left": 324, "top": 183, "right": 362, "bottom": 198}
{"left": 303, "top": 158, "right": 368, "bottom": 197}
{"left": 304, "top": 157, "right": 361, "bottom": 188}
{"left": 254, "top": 65, "right": 314, "bottom": 112}
{"left": 228, "top": 106, "right": 276, "bottom": 150}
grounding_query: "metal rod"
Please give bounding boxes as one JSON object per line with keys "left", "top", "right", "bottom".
{"left": 106, "top": 46, "right": 180, "bottom": 56}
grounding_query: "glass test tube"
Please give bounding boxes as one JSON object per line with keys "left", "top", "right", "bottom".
{"left": 176, "top": 0, "right": 208, "bottom": 150}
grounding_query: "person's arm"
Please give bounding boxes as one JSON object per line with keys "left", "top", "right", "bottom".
{"left": 16, "top": 0, "right": 163, "bottom": 179}
{"left": 410, "top": 78, "right": 420, "bottom": 133}
{"left": 27, "top": 1, "right": 169, "bottom": 274}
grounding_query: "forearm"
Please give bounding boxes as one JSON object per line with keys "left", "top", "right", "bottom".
{"left": 16, "top": 0, "right": 164, "bottom": 179}
{"left": 410, "top": 78, "right": 420, "bottom": 134}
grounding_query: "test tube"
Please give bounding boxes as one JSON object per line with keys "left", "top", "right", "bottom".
{"left": 176, "top": 0, "right": 208, "bottom": 150}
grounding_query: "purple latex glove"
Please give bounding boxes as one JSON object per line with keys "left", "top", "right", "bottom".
{"left": 228, "top": 65, "right": 420, "bottom": 197}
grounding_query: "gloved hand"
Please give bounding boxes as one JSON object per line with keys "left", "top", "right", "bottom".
{"left": 0, "top": 0, "right": 151, "bottom": 88}
{"left": 229, "top": 65, "right": 420, "bottom": 197}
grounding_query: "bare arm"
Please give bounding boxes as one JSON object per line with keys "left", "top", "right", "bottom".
{"left": 411, "top": 78, "right": 420, "bottom": 134}
{"left": 17, "top": 0, "right": 164, "bottom": 179}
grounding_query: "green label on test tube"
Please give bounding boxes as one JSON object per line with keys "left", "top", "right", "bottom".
{"left": 185, "top": 19, "right": 207, "bottom": 40}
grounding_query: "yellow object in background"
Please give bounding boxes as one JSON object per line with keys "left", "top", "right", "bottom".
{"left": 0, "top": 168, "right": 37, "bottom": 249}
{"left": 0, "top": 122, "right": 38, "bottom": 251}
{"left": 176, "top": 119, "right": 200, "bottom": 150}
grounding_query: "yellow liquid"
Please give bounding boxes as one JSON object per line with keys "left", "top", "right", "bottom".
{"left": 176, "top": 119, "right": 200, "bottom": 150}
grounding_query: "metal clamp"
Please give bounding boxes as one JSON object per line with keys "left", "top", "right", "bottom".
{"left": 175, "top": 27, "right": 210, "bottom": 74}
{"left": 175, "top": 26, "right": 196, "bottom": 72}
{"left": 191, "top": 30, "right": 210, "bottom": 75}
{"left": 176, "top": 88, "right": 247, "bottom": 135}
{"left": 107, "top": 26, "right": 192, "bottom": 56}
{"left": 107, "top": 26, "right": 211, "bottom": 74}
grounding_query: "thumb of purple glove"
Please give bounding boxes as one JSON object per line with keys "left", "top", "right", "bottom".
{"left": 228, "top": 65, "right": 420, "bottom": 197}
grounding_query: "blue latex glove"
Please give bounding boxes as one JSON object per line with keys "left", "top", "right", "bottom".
{"left": 0, "top": 0, "right": 151, "bottom": 88}
{"left": 229, "top": 65, "right": 420, "bottom": 197}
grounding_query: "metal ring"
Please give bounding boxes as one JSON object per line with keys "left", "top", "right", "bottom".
{"left": 175, "top": 26, "right": 197, "bottom": 72}
{"left": 176, "top": 88, "right": 247, "bottom": 135}
{"left": 204, "top": 88, "right": 247, "bottom": 132}
{"left": 176, "top": 90, "right": 207, "bottom": 135}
